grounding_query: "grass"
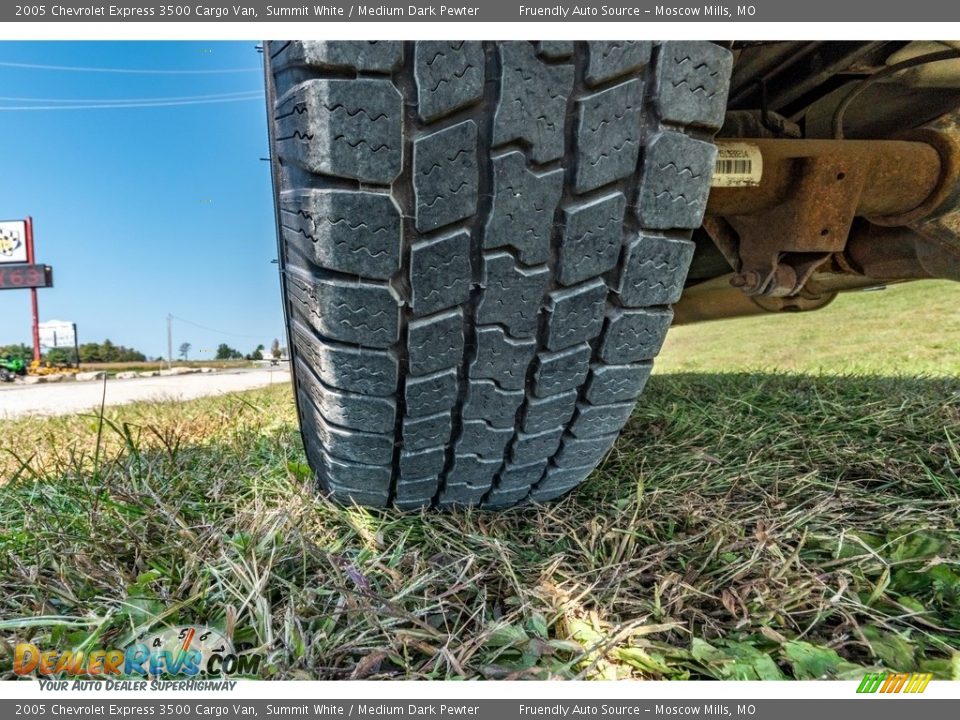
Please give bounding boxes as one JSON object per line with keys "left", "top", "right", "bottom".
{"left": 0, "top": 279, "right": 958, "bottom": 680}
{"left": 661, "top": 280, "right": 960, "bottom": 376}
{"left": 75, "top": 360, "right": 259, "bottom": 375}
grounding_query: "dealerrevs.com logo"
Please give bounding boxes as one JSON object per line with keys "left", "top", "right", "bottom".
{"left": 14, "top": 625, "right": 262, "bottom": 680}
{"left": 857, "top": 672, "right": 933, "bottom": 694}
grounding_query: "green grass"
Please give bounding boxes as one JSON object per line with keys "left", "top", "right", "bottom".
{"left": 1, "top": 371, "right": 958, "bottom": 679}
{"left": 661, "top": 280, "right": 960, "bottom": 376}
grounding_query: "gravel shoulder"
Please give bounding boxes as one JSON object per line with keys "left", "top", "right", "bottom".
{"left": 0, "top": 368, "right": 291, "bottom": 418}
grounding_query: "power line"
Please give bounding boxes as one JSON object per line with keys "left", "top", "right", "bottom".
{"left": 0, "top": 95, "right": 262, "bottom": 111}
{"left": 0, "top": 61, "right": 260, "bottom": 75}
{"left": 0, "top": 90, "right": 261, "bottom": 104}
{"left": 169, "top": 315, "right": 264, "bottom": 340}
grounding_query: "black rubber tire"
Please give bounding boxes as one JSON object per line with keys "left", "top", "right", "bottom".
{"left": 265, "top": 41, "right": 733, "bottom": 510}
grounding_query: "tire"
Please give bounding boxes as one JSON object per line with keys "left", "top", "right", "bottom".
{"left": 265, "top": 41, "right": 733, "bottom": 510}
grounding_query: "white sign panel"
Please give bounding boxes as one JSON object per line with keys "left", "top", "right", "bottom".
{"left": 39, "top": 321, "right": 76, "bottom": 350}
{"left": 0, "top": 220, "right": 28, "bottom": 265}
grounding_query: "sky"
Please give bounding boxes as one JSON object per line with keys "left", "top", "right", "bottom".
{"left": 0, "top": 41, "right": 283, "bottom": 360}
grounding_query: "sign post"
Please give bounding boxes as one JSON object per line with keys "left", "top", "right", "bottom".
{"left": 25, "top": 217, "right": 40, "bottom": 362}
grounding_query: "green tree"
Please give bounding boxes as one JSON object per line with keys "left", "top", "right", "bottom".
{"left": 179, "top": 342, "right": 192, "bottom": 361}
{"left": 75, "top": 340, "right": 146, "bottom": 364}
{"left": 44, "top": 348, "right": 72, "bottom": 365}
{"left": 0, "top": 343, "right": 31, "bottom": 361}
{"left": 250, "top": 344, "right": 264, "bottom": 361}
{"left": 215, "top": 343, "right": 242, "bottom": 360}
{"left": 271, "top": 338, "right": 282, "bottom": 359}
{"left": 78, "top": 342, "right": 103, "bottom": 363}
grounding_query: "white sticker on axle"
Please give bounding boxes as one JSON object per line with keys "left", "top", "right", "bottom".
{"left": 711, "top": 143, "right": 763, "bottom": 187}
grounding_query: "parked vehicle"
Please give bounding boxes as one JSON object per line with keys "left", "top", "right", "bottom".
{"left": 0, "top": 356, "right": 26, "bottom": 382}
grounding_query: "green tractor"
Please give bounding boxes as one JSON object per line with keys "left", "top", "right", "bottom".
{"left": 0, "top": 356, "right": 26, "bottom": 383}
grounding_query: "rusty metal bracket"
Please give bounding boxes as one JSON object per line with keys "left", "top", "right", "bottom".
{"left": 725, "top": 155, "right": 866, "bottom": 296}
{"left": 705, "top": 137, "right": 948, "bottom": 298}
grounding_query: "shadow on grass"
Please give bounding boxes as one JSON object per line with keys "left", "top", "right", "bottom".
{"left": 1, "top": 373, "right": 958, "bottom": 680}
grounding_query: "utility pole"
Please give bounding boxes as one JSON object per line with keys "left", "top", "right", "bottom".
{"left": 167, "top": 313, "right": 173, "bottom": 368}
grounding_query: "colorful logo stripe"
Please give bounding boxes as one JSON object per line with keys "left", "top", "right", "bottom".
{"left": 857, "top": 672, "right": 932, "bottom": 694}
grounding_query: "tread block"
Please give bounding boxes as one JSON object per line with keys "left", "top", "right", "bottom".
{"left": 599, "top": 307, "right": 673, "bottom": 364}
{"left": 583, "top": 363, "right": 652, "bottom": 404}
{"left": 470, "top": 326, "right": 537, "bottom": 391}
{"left": 456, "top": 419, "right": 514, "bottom": 458}
{"left": 558, "top": 192, "right": 626, "bottom": 286}
{"left": 396, "top": 477, "right": 437, "bottom": 496}
{"left": 311, "top": 452, "right": 391, "bottom": 506}
{"left": 299, "top": 392, "right": 394, "bottom": 465}
{"left": 325, "top": 486, "right": 390, "bottom": 507}
{"left": 522, "top": 390, "right": 578, "bottom": 434}
{"left": 537, "top": 41, "right": 574, "bottom": 59}
{"left": 544, "top": 279, "right": 608, "bottom": 351}
{"left": 399, "top": 447, "right": 447, "bottom": 478}
{"left": 530, "top": 465, "right": 594, "bottom": 501}
{"left": 292, "top": 318, "right": 397, "bottom": 396}
{"left": 575, "top": 79, "right": 644, "bottom": 193}
{"left": 296, "top": 359, "right": 396, "bottom": 432}
{"left": 484, "top": 152, "right": 564, "bottom": 265}
{"left": 448, "top": 454, "right": 501, "bottom": 488}
{"left": 321, "top": 456, "right": 392, "bottom": 491}
{"left": 405, "top": 368, "right": 459, "bottom": 417}
{"left": 569, "top": 401, "right": 636, "bottom": 438}
{"left": 414, "top": 120, "right": 478, "bottom": 232}
{"left": 289, "top": 273, "right": 400, "bottom": 348}
{"left": 493, "top": 42, "right": 574, "bottom": 163}
{"left": 656, "top": 42, "right": 733, "bottom": 131}
{"left": 402, "top": 411, "right": 451, "bottom": 451}
{"left": 272, "top": 41, "right": 403, "bottom": 73}
{"left": 617, "top": 234, "right": 695, "bottom": 307}
{"left": 477, "top": 252, "right": 549, "bottom": 339}
{"left": 585, "top": 41, "right": 652, "bottom": 85}
{"left": 395, "top": 477, "right": 436, "bottom": 509}
{"left": 554, "top": 433, "right": 619, "bottom": 468}
{"left": 511, "top": 428, "right": 564, "bottom": 465}
{"left": 395, "top": 497, "right": 433, "bottom": 511}
{"left": 635, "top": 131, "right": 716, "bottom": 230}
{"left": 463, "top": 380, "right": 525, "bottom": 428}
{"left": 438, "top": 484, "right": 488, "bottom": 508}
{"left": 410, "top": 231, "right": 472, "bottom": 316}
{"left": 276, "top": 79, "right": 402, "bottom": 184}
{"left": 408, "top": 308, "right": 464, "bottom": 376}
{"left": 415, "top": 41, "right": 485, "bottom": 122}
{"left": 533, "top": 343, "right": 592, "bottom": 397}
{"left": 280, "top": 189, "right": 401, "bottom": 280}
{"left": 497, "top": 460, "right": 548, "bottom": 490}
{"left": 484, "top": 487, "right": 531, "bottom": 508}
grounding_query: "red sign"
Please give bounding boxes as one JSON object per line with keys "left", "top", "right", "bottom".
{"left": 0, "top": 263, "right": 53, "bottom": 290}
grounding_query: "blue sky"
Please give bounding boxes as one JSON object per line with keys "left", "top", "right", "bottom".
{"left": 0, "top": 41, "right": 283, "bottom": 359}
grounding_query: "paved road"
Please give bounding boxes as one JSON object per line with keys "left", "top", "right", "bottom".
{"left": 0, "top": 368, "right": 291, "bottom": 418}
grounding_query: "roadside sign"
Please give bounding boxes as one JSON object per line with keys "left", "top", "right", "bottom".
{"left": 39, "top": 320, "right": 76, "bottom": 350}
{"left": 0, "top": 220, "right": 28, "bottom": 264}
{"left": 0, "top": 263, "right": 53, "bottom": 290}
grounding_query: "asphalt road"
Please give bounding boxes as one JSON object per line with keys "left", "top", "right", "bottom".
{"left": 0, "top": 368, "right": 291, "bottom": 419}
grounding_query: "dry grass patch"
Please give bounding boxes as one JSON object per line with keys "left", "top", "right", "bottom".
{"left": 1, "top": 373, "right": 959, "bottom": 680}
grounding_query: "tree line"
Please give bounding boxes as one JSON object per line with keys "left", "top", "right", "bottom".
{"left": 0, "top": 339, "right": 146, "bottom": 364}
{"left": 2, "top": 338, "right": 285, "bottom": 364}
